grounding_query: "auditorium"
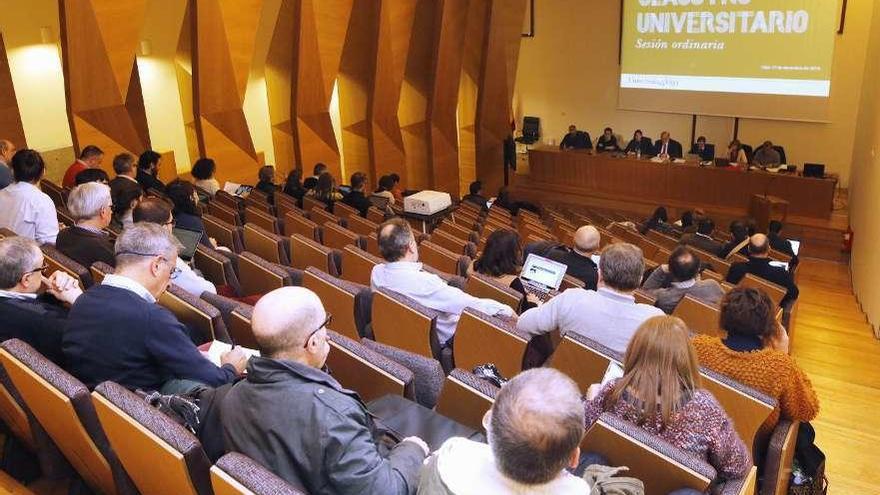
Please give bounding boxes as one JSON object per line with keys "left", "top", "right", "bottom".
{"left": 0, "top": 0, "right": 876, "bottom": 493}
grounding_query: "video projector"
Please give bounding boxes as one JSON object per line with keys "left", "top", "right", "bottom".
{"left": 403, "top": 190, "right": 452, "bottom": 215}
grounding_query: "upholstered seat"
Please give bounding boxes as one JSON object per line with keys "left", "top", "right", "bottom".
{"left": 434, "top": 369, "right": 499, "bottom": 431}
{"left": 302, "top": 267, "right": 371, "bottom": 340}
{"left": 193, "top": 245, "right": 243, "bottom": 296}
{"left": 453, "top": 308, "right": 528, "bottom": 379}
{"left": 211, "top": 452, "right": 306, "bottom": 495}
{"left": 41, "top": 245, "right": 93, "bottom": 288}
{"left": 237, "top": 251, "right": 296, "bottom": 296}
{"left": 203, "top": 214, "right": 245, "bottom": 253}
{"left": 326, "top": 331, "right": 416, "bottom": 403}
{"left": 361, "top": 339, "right": 444, "bottom": 409}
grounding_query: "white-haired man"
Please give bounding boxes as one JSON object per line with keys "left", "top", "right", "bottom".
{"left": 63, "top": 223, "right": 246, "bottom": 392}
{"left": 55, "top": 181, "right": 116, "bottom": 268}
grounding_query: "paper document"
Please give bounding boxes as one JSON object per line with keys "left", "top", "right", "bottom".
{"left": 601, "top": 362, "right": 625, "bottom": 385}
{"left": 202, "top": 340, "right": 260, "bottom": 367}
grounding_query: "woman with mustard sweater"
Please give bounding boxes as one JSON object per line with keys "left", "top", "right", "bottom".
{"left": 692, "top": 287, "right": 819, "bottom": 436}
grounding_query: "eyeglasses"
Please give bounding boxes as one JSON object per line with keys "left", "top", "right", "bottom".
{"left": 116, "top": 251, "right": 181, "bottom": 280}
{"left": 303, "top": 313, "right": 332, "bottom": 349}
{"left": 164, "top": 218, "right": 175, "bottom": 227}
{"left": 27, "top": 264, "right": 48, "bottom": 275}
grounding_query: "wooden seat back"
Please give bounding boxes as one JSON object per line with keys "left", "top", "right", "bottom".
{"left": 436, "top": 221, "right": 474, "bottom": 242}
{"left": 672, "top": 295, "right": 723, "bottom": 337}
{"left": 341, "top": 245, "right": 380, "bottom": 286}
{"left": 646, "top": 230, "right": 679, "bottom": 251}
{"left": 238, "top": 252, "right": 287, "bottom": 296}
{"left": 290, "top": 233, "right": 336, "bottom": 275}
{"left": 158, "top": 285, "right": 220, "bottom": 344}
{"left": 421, "top": 241, "right": 467, "bottom": 276}
{"left": 42, "top": 246, "right": 92, "bottom": 288}
{"left": 91, "top": 383, "right": 208, "bottom": 495}
{"left": 453, "top": 309, "right": 526, "bottom": 378}
{"left": 0, "top": 343, "right": 118, "bottom": 495}
{"left": 346, "top": 214, "right": 378, "bottom": 237}
{"left": 560, "top": 274, "right": 585, "bottom": 291}
{"left": 464, "top": 273, "right": 520, "bottom": 313}
{"left": 332, "top": 202, "right": 359, "bottom": 222}
{"left": 310, "top": 206, "right": 341, "bottom": 228}
{"left": 0, "top": 370, "right": 35, "bottom": 452}
{"left": 228, "top": 307, "right": 258, "bottom": 349}
{"left": 371, "top": 289, "right": 435, "bottom": 358}
{"left": 430, "top": 229, "right": 470, "bottom": 255}
{"left": 434, "top": 370, "right": 496, "bottom": 431}
{"left": 740, "top": 274, "right": 787, "bottom": 307}
{"left": 284, "top": 211, "right": 321, "bottom": 242}
{"left": 203, "top": 214, "right": 243, "bottom": 252}
{"left": 633, "top": 289, "right": 656, "bottom": 306}
{"left": 584, "top": 415, "right": 713, "bottom": 495}
{"left": 207, "top": 201, "right": 241, "bottom": 226}
{"left": 192, "top": 246, "right": 234, "bottom": 290}
{"left": 303, "top": 268, "right": 361, "bottom": 340}
{"left": 322, "top": 222, "right": 363, "bottom": 251}
{"left": 325, "top": 333, "right": 406, "bottom": 403}
{"left": 302, "top": 196, "right": 327, "bottom": 214}
{"left": 244, "top": 224, "right": 287, "bottom": 264}
{"left": 244, "top": 206, "right": 279, "bottom": 234}
{"left": 548, "top": 333, "right": 622, "bottom": 391}
{"left": 366, "top": 206, "right": 386, "bottom": 224}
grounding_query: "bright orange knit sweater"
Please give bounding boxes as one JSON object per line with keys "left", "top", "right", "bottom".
{"left": 692, "top": 334, "right": 820, "bottom": 436}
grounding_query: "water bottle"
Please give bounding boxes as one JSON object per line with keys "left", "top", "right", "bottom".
{"left": 636, "top": 148, "right": 641, "bottom": 160}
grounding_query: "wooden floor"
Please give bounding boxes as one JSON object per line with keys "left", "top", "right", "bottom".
{"left": 792, "top": 259, "right": 880, "bottom": 494}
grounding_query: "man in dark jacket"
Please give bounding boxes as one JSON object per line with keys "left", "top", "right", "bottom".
{"left": 136, "top": 150, "right": 166, "bottom": 193}
{"left": 221, "top": 286, "right": 428, "bottom": 495}
{"left": 641, "top": 245, "right": 724, "bottom": 314}
{"left": 0, "top": 236, "right": 83, "bottom": 363}
{"left": 547, "top": 225, "right": 600, "bottom": 290}
{"left": 726, "top": 233, "right": 799, "bottom": 307}
{"left": 342, "top": 172, "right": 372, "bottom": 217}
{"left": 461, "top": 181, "right": 488, "bottom": 209}
{"left": 680, "top": 218, "right": 725, "bottom": 257}
{"left": 55, "top": 182, "right": 116, "bottom": 268}
{"left": 62, "top": 223, "right": 247, "bottom": 392}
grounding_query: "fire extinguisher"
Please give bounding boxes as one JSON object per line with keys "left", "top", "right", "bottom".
{"left": 842, "top": 227, "right": 854, "bottom": 253}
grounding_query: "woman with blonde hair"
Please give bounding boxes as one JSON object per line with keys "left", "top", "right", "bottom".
{"left": 584, "top": 315, "right": 751, "bottom": 481}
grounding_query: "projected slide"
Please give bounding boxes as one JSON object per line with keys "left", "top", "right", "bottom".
{"left": 620, "top": 0, "right": 837, "bottom": 97}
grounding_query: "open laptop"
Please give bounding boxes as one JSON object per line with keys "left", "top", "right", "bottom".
{"left": 803, "top": 163, "right": 825, "bottom": 178}
{"left": 173, "top": 226, "right": 203, "bottom": 262}
{"left": 520, "top": 253, "right": 568, "bottom": 302}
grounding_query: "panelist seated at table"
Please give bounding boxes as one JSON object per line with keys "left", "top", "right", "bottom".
{"left": 623, "top": 129, "right": 653, "bottom": 156}
{"left": 653, "top": 132, "right": 683, "bottom": 159}
{"left": 752, "top": 141, "right": 782, "bottom": 166}
{"left": 727, "top": 140, "right": 749, "bottom": 164}
{"left": 690, "top": 136, "right": 715, "bottom": 161}
{"left": 559, "top": 125, "right": 592, "bottom": 150}
{"left": 595, "top": 127, "right": 620, "bottom": 152}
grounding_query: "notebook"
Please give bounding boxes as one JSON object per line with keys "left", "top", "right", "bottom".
{"left": 172, "top": 226, "right": 203, "bottom": 262}
{"left": 789, "top": 239, "right": 801, "bottom": 256}
{"left": 520, "top": 254, "right": 568, "bottom": 302}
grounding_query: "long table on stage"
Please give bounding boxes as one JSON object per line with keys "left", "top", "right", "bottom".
{"left": 525, "top": 148, "right": 836, "bottom": 219}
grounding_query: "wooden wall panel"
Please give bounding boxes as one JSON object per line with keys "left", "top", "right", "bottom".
{"left": 288, "top": 0, "right": 352, "bottom": 179}
{"left": 475, "top": 0, "right": 527, "bottom": 194}
{"left": 0, "top": 34, "right": 27, "bottom": 149}
{"left": 458, "top": 0, "right": 490, "bottom": 196}
{"left": 193, "top": 0, "right": 262, "bottom": 183}
{"left": 176, "top": 0, "right": 200, "bottom": 168}
{"left": 266, "top": 0, "right": 296, "bottom": 176}
{"left": 60, "top": 0, "right": 150, "bottom": 168}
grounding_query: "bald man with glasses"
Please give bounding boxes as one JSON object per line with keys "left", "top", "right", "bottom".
{"left": 222, "top": 287, "right": 429, "bottom": 495}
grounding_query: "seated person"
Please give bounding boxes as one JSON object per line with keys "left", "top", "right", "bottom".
{"left": 389, "top": 173, "right": 404, "bottom": 202}
{"left": 283, "top": 168, "right": 306, "bottom": 202}
{"left": 727, "top": 140, "right": 748, "bottom": 164}
{"left": 191, "top": 158, "right": 220, "bottom": 196}
{"left": 136, "top": 150, "right": 165, "bottom": 193}
{"left": 62, "top": 145, "right": 103, "bottom": 189}
{"left": 720, "top": 220, "right": 750, "bottom": 259}
{"left": 679, "top": 210, "right": 696, "bottom": 234}
{"left": 421, "top": 368, "right": 589, "bottom": 493}
{"left": 517, "top": 243, "right": 664, "bottom": 354}
{"left": 693, "top": 287, "right": 818, "bottom": 435}
{"left": 221, "top": 287, "right": 428, "bottom": 494}
{"left": 768, "top": 220, "right": 798, "bottom": 261}
{"left": 638, "top": 206, "right": 679, "bottom": 237}
{"left": 461, "top": 180, "right": 488, "bottom": 208}
{"left": 0, "top": 149, "right": 59, "bottom": 244}
{"left": 753, "top": 141, "right": 782, "bottom": 166}
{"left": 690, "top": 136, "right": 715, "bottom": 161}
{"left": 726, "top": 234, "right": 799, "bottom": 307}
{"left": 166, "top": 179, "right": 211, "bottom": 247}
{"left": 341, "top": 171, "right": 371, "bottom": 217}
{"left": 546, "top": 225, "right": 599, "bottom": 290}
{"left": 473, "top": 229, "right": 539, "bottom": 312}
{"left": 641, "top": 245, "right": 725, "bottom": 314}
{"left": 62, "top": 223, "right": 246, "bottom": 392}
{"left": 585, "top": 316, "right": 751, "bottom": 481}
{"left": 308, "top": 171, "right": 344, "bottom": 207}
{"left": 653, "top": 131, "right": 683, "bottom": 159}
{"left": 680, "top": 218, "right": 724, "bottom": 257}
{"left": 109, "top": 152, "right": 140, "bottom": 196}
{"left": 303, "top": 162, "right": 327, "bottom": 190}
{"left": 595, "top": 127, "right": 619, "bottom": 152}
{"left": 110, "top": 183, "right": 143, "bottom": 231}
{"left": 624, "top": 129, "right": 652, "bottom": 156}
{"left": 55, "top": 182, "right": 116, "bottom": 268}
{"left": 559, "top": 125, "right": 592, "bottom": 150}
{"left": 371, "top": 174, "right": 396, "bottom": 206}
{"left": 493, "top": 187, "right": 539, "bottom": 216}
{"left": 0, "top": 237, "right": 83, "bottom": 362}
{"left": 255, "top": 165, "right": 278, "bottom": 205}
{"left": 74, "top": 167, "right": 110, "bottom": 185}
{"left": 371, "top": 218, "right": 515, "bottom": 347}
{"left": 133, "top": 198, "right": 216, "bottom": 297}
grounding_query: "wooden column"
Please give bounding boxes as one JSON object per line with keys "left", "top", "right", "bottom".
{"left": 192, "top": 0, "right": 262, "bottom": 183}
{"left": 475, "top": 0, "right": 527, "bottom": 194}
{"left": 59, "top": 0, "right": 151, "bottom": 169}
{"left": 0, "top": 33, "right": 26, "bottom": 148}
{"left": 457, "top": 0, "right": 491, "bottom": 196}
